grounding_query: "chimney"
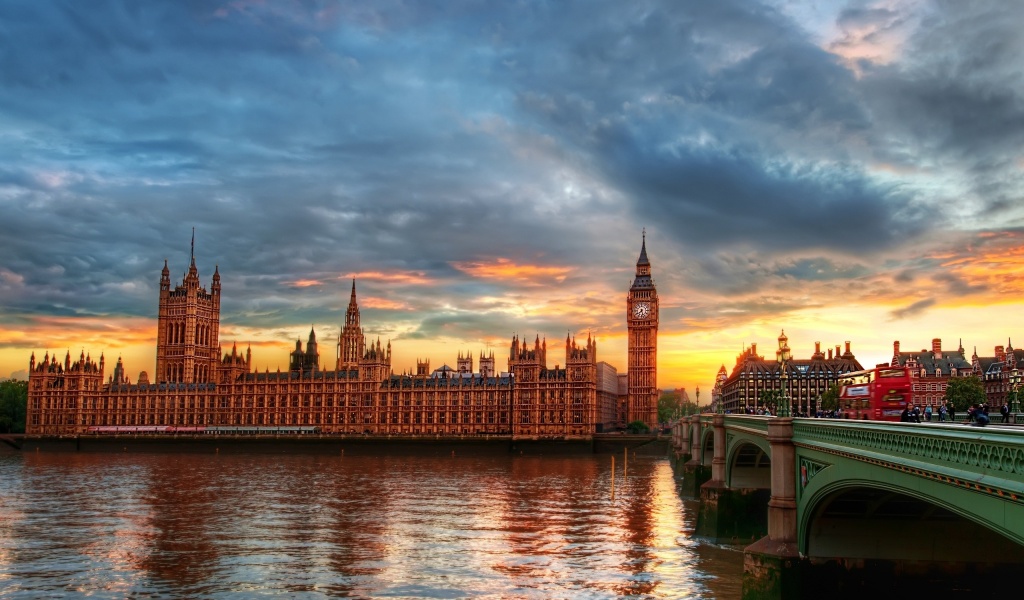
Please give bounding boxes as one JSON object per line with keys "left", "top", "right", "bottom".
{"left": 845, "top": 341, "right": 851, "bottom": 355}
{"left": 894, "top": 340, "right": 900, "bottom": 354}
{"left": 751, "top": 342, "right": 757, "bottom": 356}
{"left": 932, "top": 338, "right": 942, "bottom": 360}
{"left": 836, "top": 345, "right": 841, "bottom": 358}
{"left": 828, "top": 349, "right": 833, "bottom": 360}
{"left": 996, "top": 346, "right": 1005, "bottom": 361}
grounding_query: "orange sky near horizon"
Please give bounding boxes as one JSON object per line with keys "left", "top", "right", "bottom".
{"left": 5, "top": 267, "right": 1024, "bottom": 406}
{"left": 4, "top": 1, "right": 1024, "bottom": 409}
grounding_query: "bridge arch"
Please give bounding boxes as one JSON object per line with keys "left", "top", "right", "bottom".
{"left": 700, "top": 427, "right": 714, "bottom": 466}
{"left": 801, "top": 478, "right": 1024, "bottom": 561}
{"left": 726, "top": 436, "right": 771, "bottom": 489}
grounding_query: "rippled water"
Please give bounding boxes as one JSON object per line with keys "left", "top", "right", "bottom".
{"left": 0, "top": 452, "right": 742, "bottom": 599}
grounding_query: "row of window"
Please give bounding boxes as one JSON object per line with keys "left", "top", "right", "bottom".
{"left": 34, "top": 409, "right": 590, "bottom": 427}
{"left": 912, "top": 383, "right": 948, "bottom": 392}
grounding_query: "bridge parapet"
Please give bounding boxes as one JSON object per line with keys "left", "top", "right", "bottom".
{"left": 792, "top": 420, "right": 1024, "bottom": 506}
{"left": 701, "top": 414, "right": 771, "bottom": 433}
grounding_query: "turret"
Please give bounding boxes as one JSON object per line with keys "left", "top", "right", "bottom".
{"left": 212, "top": 264, "right": 221, "bottom": 295}
{"left": 160, "top": 259, "right": 170, "bottom": 292}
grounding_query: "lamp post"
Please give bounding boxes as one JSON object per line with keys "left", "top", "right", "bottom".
{"left": 1012, "top": 368, "right": 1021, "bottom": 416}
{"left": 776, "top": 330, "right": 792, "bottom": 418}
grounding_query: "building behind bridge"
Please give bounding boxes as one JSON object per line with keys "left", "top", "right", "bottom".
{"left": 893, "top": 338, "right": 1024, "bottom": 409}
{"left": 714, "top": 331, "right": 864, "bottom": 415}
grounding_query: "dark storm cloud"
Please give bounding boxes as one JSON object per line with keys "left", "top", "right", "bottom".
{"left": 856, "top": 1, "right": 1024, "bottom": 211}
{"left": 0, "top": 0, "right": 1018, "bottom": 355}
{"left": 493, "top": 0, "right": 932, "bottom": 266}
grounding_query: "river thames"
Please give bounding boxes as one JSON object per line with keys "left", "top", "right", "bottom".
{"left": 0, "top": 451, "right": 743, "bottom": 598}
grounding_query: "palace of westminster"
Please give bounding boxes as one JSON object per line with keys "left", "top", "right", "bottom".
{"left": 25, "top": 237, "right": 662, "bottom": 437}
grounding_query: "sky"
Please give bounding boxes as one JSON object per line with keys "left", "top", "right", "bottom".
{"left": 1, "top": 1, "right": 1023, "bottom": 403}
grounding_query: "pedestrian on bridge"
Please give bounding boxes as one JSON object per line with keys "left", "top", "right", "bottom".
{"left": 1001, "top": 403, "right": 1010, "bottom": 423}
{"left": 948, "top": 403, "right": 956, "bottom": 423}
{"left": 939, "top": 404, "right": 947, "bottom": 422}
{"left": 924, "top": 405, "right": 932, "bottom": 421}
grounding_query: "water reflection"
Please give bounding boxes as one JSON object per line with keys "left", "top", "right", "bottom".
{"left": 0, "top": 452, "right": 743, "bottom": 598}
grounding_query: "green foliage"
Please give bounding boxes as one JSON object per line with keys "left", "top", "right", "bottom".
{"left": 0, "top": 379, "right": 28, "bottom": 434}
{"left": 819, "top": 383, "right": 840, "bottom": 412}
{"left": 657, "top": 392, "right": 680, "bottom": 424}
{"left": 657, "top": 392, "right": 698, "bottom": 423}
{"left": 943, "top": 376, "right": 986, "bottom": 412}
{"left": 758, "top": 388, "right": 782, "bottom": 408}
{"left": 625, "top": 420, "right": 650, "bottom": 434}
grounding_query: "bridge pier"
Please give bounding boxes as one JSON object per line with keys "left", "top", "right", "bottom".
{"left": 678, "top": 415, "right": 709, "bottom": 497}
{"left": 742, "top": 417, "right": 802, "bottom": 600}
{"left": 696, "top": 414, "right": 770, "bottom": 542}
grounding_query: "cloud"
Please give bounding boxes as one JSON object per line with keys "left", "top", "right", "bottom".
{"left": 1, "top": 0, "right": 1023, "bottom": 388}
{"left": 889, "top": 298, "right": 936, "bottom": 320}
{"left": 451, "top": 258, "right": 573, "bottom": 284}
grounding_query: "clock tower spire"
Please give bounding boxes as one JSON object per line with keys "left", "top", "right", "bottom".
{"left": 627, "top": 230, "right": 659, "bottom": 429}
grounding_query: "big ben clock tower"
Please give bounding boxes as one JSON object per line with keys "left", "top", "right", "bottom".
{"left": 627, "top": 231, "right": 659, "bottom": 428}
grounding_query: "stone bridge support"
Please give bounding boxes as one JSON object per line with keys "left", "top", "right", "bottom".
{"left": 696, "top": 415, "right": 771, "bottom": 543}
{"left": 672, "top": 416, "right": 688, "bottom": 459}
{"left": 742, "top": 418, "right": 801, "bottom": 600}
{"left": 678, "top": 415, "right": 709, "bottom": 497}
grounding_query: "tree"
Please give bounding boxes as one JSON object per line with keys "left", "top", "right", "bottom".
{"left": 0, "top": 379, "right": 28, "bottom": 434}
{"left": 625, "top": 420, "right": 650, "bottom": 434}
{"left": 657, "top": 392, "right": 680, "bottom": 424}
{"left": 944, "top": 376, "right": 986, "bottom": 412}
{"left": 819, "top": 383, "right": 840, "bottom": 412}
{"left": 758, "top": 389, "right": 782, "bottom": 411}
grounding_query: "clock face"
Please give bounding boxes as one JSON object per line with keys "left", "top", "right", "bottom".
{"left": 632, "top": 302, "right": 650, "bottom": 319}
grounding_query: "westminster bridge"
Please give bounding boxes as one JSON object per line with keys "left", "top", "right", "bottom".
{"left": 672, "top": 414, "right": 1024, "bottom": 599}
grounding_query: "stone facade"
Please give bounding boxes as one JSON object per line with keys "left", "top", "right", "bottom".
{"left": 718, "top": 333, "right": 863, "bottom": 414}
{"left": 626, "top": 233, "right": 659, "bottom": 428}
{"left": 156, "top": 249, "right": 221, "bottom": 384}
{"left": 971, "top": 342, "right": 1024, "bottom": 406}
{"left": 890, "top": 339, "right": 973, "bottom": 409}
{"left": 27, "top": 240, "right": 654, "bottom": 437}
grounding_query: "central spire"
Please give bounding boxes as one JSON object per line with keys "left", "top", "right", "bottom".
{"left": 637, "top": 228, "right": 649, "bottom": 267}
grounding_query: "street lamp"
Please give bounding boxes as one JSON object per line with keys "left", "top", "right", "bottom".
{"left": 1011, "top": 368, "right": 1021, "bottom": 416}
{"left": 776, "top": 330, "right": 792, "bottom": 418}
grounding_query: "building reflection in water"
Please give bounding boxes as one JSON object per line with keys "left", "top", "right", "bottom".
{"left": 0, "top": 452, "right": 744, "bottom": 598}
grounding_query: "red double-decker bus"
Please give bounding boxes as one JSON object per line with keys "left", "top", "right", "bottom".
{"left": 836, "top": 365, "right": 912, "bottom": 421}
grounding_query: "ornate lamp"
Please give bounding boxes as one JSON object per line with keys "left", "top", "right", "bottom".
{"left": 1012, "top": 368, "right": 1021, "bottom": 416}
{"left": 776, "top": 330, "right": 792, "bottom": 418}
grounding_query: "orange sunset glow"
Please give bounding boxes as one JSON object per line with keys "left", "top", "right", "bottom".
{"left": 7, "top": 233, "right": 1024, "bottom": 406}
{"left": 2, "top": 1, "right": 1024, "bottom": 408}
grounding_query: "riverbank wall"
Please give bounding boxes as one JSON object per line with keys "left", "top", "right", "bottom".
{"left": 19, "top": 434, "right": 670, "bottom": 457}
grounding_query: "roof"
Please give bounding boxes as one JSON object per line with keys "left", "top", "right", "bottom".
{"left": 893, "top": 351, "right": 971, "bottom": 375}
